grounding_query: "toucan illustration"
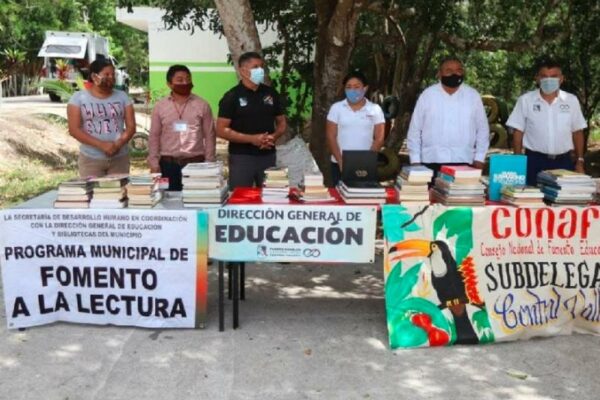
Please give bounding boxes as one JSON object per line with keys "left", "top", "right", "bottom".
{"left": 389, "top": 239, "right": 484, "bottom": 345}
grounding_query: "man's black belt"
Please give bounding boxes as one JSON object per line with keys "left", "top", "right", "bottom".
{"left": 525, "top": 149, "right": 570, "bottom": 160}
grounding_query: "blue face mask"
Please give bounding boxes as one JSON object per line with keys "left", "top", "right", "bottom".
{"left": 345, "top": 88, "right": 365, "bottom": 104}
{"left": 540, "top": 77, "right": 560, "bottom": 94}
{"left": 250, "top": 67, "right": 265, "bottom": 85}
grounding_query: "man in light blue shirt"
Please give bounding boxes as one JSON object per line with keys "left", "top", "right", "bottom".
{"left": 507, "top": 58, "right": 587, "bottom": 185}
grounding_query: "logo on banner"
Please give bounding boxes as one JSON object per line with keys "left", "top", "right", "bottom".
{"left": 303, "top": 248, "right": 321, "bottom": 257}
{"left": 257, "top": 245, "right": 267, "bottom": 258}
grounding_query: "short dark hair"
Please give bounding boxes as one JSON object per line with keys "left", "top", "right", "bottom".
{"left": 238, "top": 51, "right": 263, "bottom": 67}
{"left": 343, "top": 70, "right": 369, "bottom": 86}
{"left": 88, "top": 59, "right": 114, "bottom": 81}
{"left": 166, "top": 65, "right": 191, "bottom": 83}
{"left": 536, "top": 58, "right": 562, "bottom": 72}
{"left": 439, "top": 56, "right": 463, "bottom": 70}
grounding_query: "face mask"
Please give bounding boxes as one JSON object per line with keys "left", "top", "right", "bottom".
{"left": 250, "top": 67, "right": 265, "bottom": 85}
{"left": 94, "top": 74, "right": 114, "bottom": 90}
{"left": 171, "top": 83, "right": 193, "bottom": 96}
{"left": 345, "top": 88, "right": 365, "bottom": 104}
{"left": 539, "top": 77, "right": 560, "bottom": 94}
{"left": 441, "top": 74, "right": 463, "bottom": 88}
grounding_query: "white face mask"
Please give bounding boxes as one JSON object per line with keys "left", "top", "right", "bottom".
{"left": 539, "top": 77, "right": 560, "bottom": 94}
{"left": 249, "top": 67, "right": 265, "bottom": 85}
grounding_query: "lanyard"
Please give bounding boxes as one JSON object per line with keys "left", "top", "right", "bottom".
{"left": 172, "top": 98, "right": 190, "bottom": 120}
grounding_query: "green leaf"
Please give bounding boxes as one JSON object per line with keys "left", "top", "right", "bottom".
{"left": 433, "top": 208, "right": 473, "bottom": 265}
{"left": 385, "top": 262, "right": 422, "bottom": 305}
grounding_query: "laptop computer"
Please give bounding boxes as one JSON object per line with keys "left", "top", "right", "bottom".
{"left": 341, "top": 150, "right": 381, "bottom": 188}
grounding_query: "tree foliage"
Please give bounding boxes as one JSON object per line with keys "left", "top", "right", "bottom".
{"left": 0, "top": 0, "right": 148, "bottom": 95}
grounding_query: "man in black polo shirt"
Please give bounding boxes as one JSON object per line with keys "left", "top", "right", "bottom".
{"left": 216, "top": 52, "right": 287, "bottom": 189}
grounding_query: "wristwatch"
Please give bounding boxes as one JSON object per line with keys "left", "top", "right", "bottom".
{"left": 576, "top": 157, "right": 585, "bottom": 162}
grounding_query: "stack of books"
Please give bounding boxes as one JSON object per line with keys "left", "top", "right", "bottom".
{"left": 300, "top": 172, "right": 335, "bottom": 202}
{"left": 181, "top": 162, "right": 228, "bottom": 208}
{"left": 262, "top": 167, "right": 290, "bottom": 202}
{"left": 500, "top": 185, "right": 545, "bottom": 207}
{"left": 89, "top": 174, "right": 128, "bottom": 209}
{"left": 127, "top": 174, "right": 162, "bottom": 208}
{"left": 338, "top": 181, "right": 387, "bottom": 204}
{"left": 395, "top": 165, "right": 433, "bottom": 205}
{"left": 431, "top": 165, "right": 485, "bottom": 206}
{"left": 537, "top": 169, "right": 596, "bottom": 206}
{"left": 54, "top": 178, "right": 93, "bottom": 208}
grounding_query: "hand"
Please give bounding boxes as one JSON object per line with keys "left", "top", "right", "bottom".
{"left": 472, "top": 161, "right": 485, "bottom": 169}
{"left": 259, "top": 133, "right": 275, "bottom": 149}
{"left": 575, "top": 160, "right": 585, "bottom": 173}
{"left": 100, "top": 142, "right": 118, "bottom": 157}
{"left": 114, "top": 135, "right": 128, "bottom": 150}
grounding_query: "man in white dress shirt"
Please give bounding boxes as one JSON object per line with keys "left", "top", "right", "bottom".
{"left": 407, "top": 57, "right": 489, "bottom": 174}
{"left": 507, "top": 59, "right": 587, "bottom": 185}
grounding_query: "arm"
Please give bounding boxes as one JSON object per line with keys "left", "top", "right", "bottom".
{"left": 406, "top": 98, "right": 424, "bottom": 164}
{"left": 271, "top": 115, "right": 287, "bottom": 141}
{"left": 326, "top": 121, "right": 342, "bottom": 166}
{"left": 216, "top": 117, "right": 264, "bottom": 147}
{"left": 512, "top": 129, "right": 524, "bottom": 155}
{"left": 203, "top": 104, "right": 217, "bottom": 162}
{"left": 507, "top": 96, "right": 526, "bottom": 156}
{"left": 473, "top": 96, "right": 490, "bottom": 167}
{"left": 370, "top": 122, "right": 385, "bottom": 152}
{"left": 67, "top": 104, "right": 115, "bottom": 156}
{"left": 114, "top": 104, "right": 136, "bottom": 150}
{"left": 147, "top": 104, "right": 162, "bottom": 173}
{"left": 573, "top": 130, "right": 585, "bottom": 173}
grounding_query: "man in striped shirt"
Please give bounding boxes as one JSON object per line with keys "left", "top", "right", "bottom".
{"left": 148, "top": 65, "right": 216, "bottom": 191}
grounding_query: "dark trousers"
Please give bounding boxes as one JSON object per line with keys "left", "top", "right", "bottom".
{"left": 159, "top": 155, "right": 205, "bottom": 191}
{"left": 330, "top": 162, "right": 342, "bottom": 188}
{"left": 524, "top": 149, "right": 573, "bottom": 186}
{"left": 228, "top": 152, "right": 276, "bottom": 190}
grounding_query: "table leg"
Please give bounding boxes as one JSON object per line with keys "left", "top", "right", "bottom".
{"left": 240, "top": 262, "right": 245, "bottom": 300}
{"left": 227, "top": 263, "right": 232, "bottom": 300}
{"left": 233, "top": 262, "right": 239, "bottom": 329}
{"left": 218, "top": 261, "right": 224, "bottom": 332}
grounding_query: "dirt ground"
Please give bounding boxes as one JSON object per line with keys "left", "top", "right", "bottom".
{"left": 0, "top": 113, "right": 78, "bottom": 170}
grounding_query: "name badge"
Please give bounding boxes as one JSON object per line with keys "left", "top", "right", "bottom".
{"left": 172, "top": 120, "right": 188, "bottom": 132}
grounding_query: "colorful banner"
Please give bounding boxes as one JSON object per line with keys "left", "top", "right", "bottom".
{"left": 208, "top": 205, "right": 377, "bottom": 263}
{"left": 382, "top": 204, "right": 600, "bottom": 349}
{"left": 0, "top": 209, "right": 208, "bottom": 329}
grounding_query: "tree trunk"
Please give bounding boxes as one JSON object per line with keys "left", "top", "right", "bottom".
{"left": 213, "top": 0, "right": 263, "bottom": 73}
{"left": 310, "top": 0, "right": 362, "bottom": 186}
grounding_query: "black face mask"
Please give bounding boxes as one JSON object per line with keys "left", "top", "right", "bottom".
{"left": 441, "top": 74, "right": 464, "bottom": 88}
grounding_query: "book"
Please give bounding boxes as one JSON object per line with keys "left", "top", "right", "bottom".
{"left": 440, "top": 165, "right": 482, "bottom": 179}
{"left": 53, "top": 200, "right": 90, "bottom": 209}
{"left": 90, "top": 174, "right": 128, "bottom": 188}
{"left": 488, "top": 154, "right": 526, "bottom": 201}
{"left": 437, "top": 172, "right": 482, "bottom": 185}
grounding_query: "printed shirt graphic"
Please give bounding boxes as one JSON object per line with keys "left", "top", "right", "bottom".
{"left": 69, "top": 89, "right": 133, "bottom": 160}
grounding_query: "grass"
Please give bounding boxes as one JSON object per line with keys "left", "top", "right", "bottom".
{"left": 0, "top": 158, "right": 148, "bottom": 209}
{"left": 34, "top": 113, "right": 68, "bottom": 126}
{"left": 0, "top": 161, "right": 76, "bottom": 209}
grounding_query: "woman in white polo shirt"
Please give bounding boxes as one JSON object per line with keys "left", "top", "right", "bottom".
{"left": 326, "top": 70, "right": 385, "bottom": 186}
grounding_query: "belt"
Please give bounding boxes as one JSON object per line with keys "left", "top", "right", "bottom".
{"left": 525, "top": 149, "right": 570, "bottom": 160}
{"left": 160, "top": 154, "right": 205, "bottom": 166}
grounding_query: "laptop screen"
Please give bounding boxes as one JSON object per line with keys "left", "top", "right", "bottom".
{"left": 341, "top": 150, "right": 378, "bottom": 184}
